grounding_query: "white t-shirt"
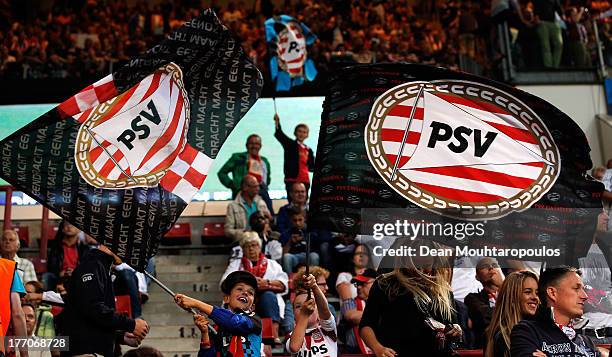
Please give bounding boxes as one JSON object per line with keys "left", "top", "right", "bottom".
{"left": 335, "top": 272, "right": 357, "bottom": 299}
{"left": 286, "top": 316, "right": 338, "bottom": 357}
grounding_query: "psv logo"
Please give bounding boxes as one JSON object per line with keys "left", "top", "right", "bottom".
{"left": 74, "top": 62, "right": 190, "bottom": 189}
{"left": 365, "top": 80, "right": 560, "bottom": 220}
{"left": 277, "top": 21, "right": 306, "bottom": 77}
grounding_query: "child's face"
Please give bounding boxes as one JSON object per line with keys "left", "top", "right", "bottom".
{"left": 224, "top": 282, "right": 256, "bottom": 311}
{"left": 291, "top": 214, "right": 305, "bottom": 229}
{"left": 293, "top": 293, "right": 318, "bottom": 327}
{"left": 295, "top": 126, "right": 309, "bottom": 142}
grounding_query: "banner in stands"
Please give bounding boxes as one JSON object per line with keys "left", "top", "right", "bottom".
{"left": 309, "top": 63, "right": 605, "bottom": 265}
{"left": 265, "top": 15, "right": 317, "bottom": 91}
{"left": 0, "top": 10, "right": 263, "bottom": 270}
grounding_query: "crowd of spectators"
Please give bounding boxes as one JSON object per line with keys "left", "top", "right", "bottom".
{"left": 1, "top": 0, "right": 612, "bottom": 82}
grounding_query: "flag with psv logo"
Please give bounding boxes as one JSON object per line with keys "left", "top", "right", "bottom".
{"left": 309, "top": 63, "right": 604, "bottom": 265}
{"left": 0, "top": 10, "right": 263, "bottom": 270}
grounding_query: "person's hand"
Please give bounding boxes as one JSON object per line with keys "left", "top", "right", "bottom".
{"left": 193, "top": 314, "right": 209, "bottom": 335}
{"left": 274, "top": 113, "right": 280, "bottom": 124}
{"left": 123, "top": 332, "right": 142, "bottom": 347}
{"left": 302, "top": 274, "right": 317, "bottom": 291}
{"left": 26, "top": 292, "right": 42, "bottom": 305}
{"left": 132, "top": 318, "right": 149, "bottom": 340}
{"left": 256, "top": 277, "right": 268, "bottom": 290}
{"left": 299, "top": 297, "right": 316, "bottom": 317}
{"left": 175, "top": 293, "right": 199, "bottom": 310}
{"left": 532, "top": 350, "right": 546, "bottom": 357}
{"left": 374, "top": 346, "right": 398, "bottom": 357}
{"left": 444, "top": 324, "right": 462, "bottom": 338}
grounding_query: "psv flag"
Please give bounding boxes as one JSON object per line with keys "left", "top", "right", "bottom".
{"left": 265, "top": 15, "right": 317, "bottom": 91}
{"left": 0, "top": 10, "right": 263, "bottom": 270}
{"left": 310, "top": 63, "right": 604, "bottom": 265}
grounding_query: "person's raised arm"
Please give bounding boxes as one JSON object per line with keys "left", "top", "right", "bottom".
{"left": 273, "top": 114, "right": 292, "bottom": 146}
{"left": 303, "top": 274, "right": 331, "bottom": 320}
{"left": 289, "top": 298, "right": 315, "bottom": 353}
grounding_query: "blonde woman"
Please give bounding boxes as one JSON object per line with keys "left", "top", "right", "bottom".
{"left": 359, "top": 239, "right": 462, "bottom": 357}
{"left": 484, "top": 271, "right": 539, "bottom": 357}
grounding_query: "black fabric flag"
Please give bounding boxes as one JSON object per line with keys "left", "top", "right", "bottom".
{"left": 309, "top": 63, "right": 604, "bottom": 266}
{"left": 0, "top": 10, "right": 263, "bottom": 270}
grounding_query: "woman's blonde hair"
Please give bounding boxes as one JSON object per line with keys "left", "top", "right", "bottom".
{"left": 239, "top": 231, "right": 261, "bottom": 249}
{"left": 379, "top": 239, "right": 454, "bottom": 321}
{"left": 484, "top": 271, "right": 539, "bottom": 357}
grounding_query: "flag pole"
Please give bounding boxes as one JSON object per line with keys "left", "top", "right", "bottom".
{"left": 391, "top": 85, "right": 425, "bottom": 181}
{"left": 143, "top": 270, "right": 216, "bottom": 334}
{"left": 306, "top": 231, "right": 311, "bottom": 299}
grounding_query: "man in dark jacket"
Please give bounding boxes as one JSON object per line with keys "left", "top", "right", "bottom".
{"left": 58, "top": 245, "right": 148, "bottom": 357}
{"left": 43, "top": 221, "right": 90, "bottom": 291}
{"left": 511, "top": 266, "right": 600, "bottom": 357}
{"left": 273, "top": 114, "right": 315, "bottom": 199}
{"left": 464, "top": 257, "right": 504, "bottom": 349}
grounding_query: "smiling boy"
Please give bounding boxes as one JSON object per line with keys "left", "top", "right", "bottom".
{"left": 175, "top": 271, "right": 262, "bottom": 357}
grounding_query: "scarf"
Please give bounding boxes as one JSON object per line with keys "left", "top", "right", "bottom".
{"left": 241, "top": 253, "right": 268, "bottom": 278}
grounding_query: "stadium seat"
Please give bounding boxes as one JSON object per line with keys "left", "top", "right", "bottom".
{"left": 115, "top": 295, "right": 132, "bottom": 318}
{"left": 13, "top": 226, "right": 29, "bottom": 248}
{"left": 37, "top": 223, "right": 59, "bottom": 247}
{"left": 161, "top": 223, "right": 192, "bottom": 246}
{"left": 201, "top": 222, "right": 230, "bottom": 245}
{"left": 30, "top": 257, "right": 47, "bottom": 274}
{"left": 261, "top": 317, "right": 275, "bottom": 345}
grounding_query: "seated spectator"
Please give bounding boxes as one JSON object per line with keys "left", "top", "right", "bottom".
{"left": 24, "top": 281, "right": 55, "bottom": 337}
{"left": 218, "top": 134, "right": 273, "bottom": 213}
{"left": 43, "top": 221, "right": 90, "bottom": 291}
{"left": 1, "top": 228, "right": 37, "bottom": 284}
{"left": 221, "top": 232, "right": 288, "bottom": 343}
{"left": 282, "top": 226, "right": 320, "bottom": 274}
{"left": 249, "top": 210, "right": 282, "bottom": 261}
{"left": 22, "top": 302, "right": 53, "bottom": 357}
{"left": 465, "top": 257, "right": 505, "bottom": 349}
{"left": 276, "top": 182, "right": 309, "bottom": 234}
{"left": 340, "top": 268, "right": 378, "bottom": 354}
{"left": 335, "top": 244, "right": 371, "bottom": 302}
{"left": 282, "top": 266, "right": 336, "bottom": 335}
{"left": 280, "top": 208, "right": 308, "bottom": 245}
{"left": 224, "top": 175, "right": 270, "bottom": 241}
{"left": 114, "top": 263, "right": 143, "bottom": 318}
{"left": 485, "top": 271, "right": 539, "bottom": 357}
{"left": 510, "top": 266, "right": 600, "bottom": 357}
{"left": 286, "top": 274, "right": 337, "bottom": 356}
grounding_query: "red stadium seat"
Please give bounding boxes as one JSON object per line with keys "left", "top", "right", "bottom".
{"left": 115, "top": 295, "right": 132, "bottom": 318}
{"left": 201, "top": 222, "right": 229, "bottom": 245}
{"left": 13, "top": 226, "right": 29, "bottom": 248}
{"left": 30, "top": 257, "right": 47, "bottom": 274}
{"left": 37, "top": 224, "right": 59, "bottom": 247}
{"left": 261, "top": 317, "right": 275, "bottom": 345}
{"left": 161, "top": 223, "right": 192, "bottom": 245}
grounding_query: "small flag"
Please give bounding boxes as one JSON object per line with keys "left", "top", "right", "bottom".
{"left": 265, "top": 15, "right": 317, "bottom": 91}
{"left": 309, "top": 63, "right": 604, "bottom": 264}
{"left": 0, "top": 10, "right": 263, "bottom": 270}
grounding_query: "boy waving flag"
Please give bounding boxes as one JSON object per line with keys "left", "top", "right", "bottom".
{"left": 0, "top": 9, "right": 263, "bottom": 270}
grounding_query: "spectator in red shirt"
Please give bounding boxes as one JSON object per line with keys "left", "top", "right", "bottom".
{"left": 274, "top": 114, "right": 315, "bottom": 201}
{"left": 42, "top": 221, "right": 90, "bottom": 291}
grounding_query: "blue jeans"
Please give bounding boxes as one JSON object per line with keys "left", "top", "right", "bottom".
{"left": 282, "top": 252, "right": 319, "bottom": 273}
{"left": 256, "top": 290, "right": 281, "bottom": 322}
